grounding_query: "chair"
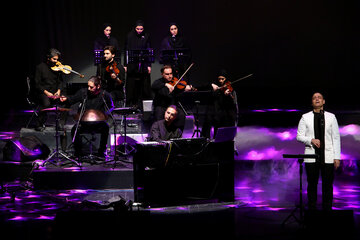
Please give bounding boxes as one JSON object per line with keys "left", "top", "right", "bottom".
{"left": 25, "top": 76, "right": 41, "bottom": 128}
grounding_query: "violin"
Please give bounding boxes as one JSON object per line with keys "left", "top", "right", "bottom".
{"left": 51, "top": 61, "right": 85, "bottom": 78}
{"left": 219, "top": 81, "right": 234, "bottom": 94}
{"left": 168, "top": 62, "right": 197, "bottom": 91}
{"left": 169, "top": 77, "right": 197, "bottom": 91}
{"left": 106, "top": 61, "right": 123, "bottom": 85}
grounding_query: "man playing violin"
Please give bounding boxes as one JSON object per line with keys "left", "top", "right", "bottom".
{"left": 151, "top": 65, "right": 192, "bottom": 131}
{"left": 34, "top": 48, "right": 66, "bottom": 131}
{"left": 96, "top": 45, "right": 125, "bottom": 107}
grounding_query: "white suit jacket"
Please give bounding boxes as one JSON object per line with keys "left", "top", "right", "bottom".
{"left": 296, "top": 111, "right": 341, "bottom": 163}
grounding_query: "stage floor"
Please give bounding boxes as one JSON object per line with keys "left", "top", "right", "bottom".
{"left": 0, "top": 109, "right": 359, "bottom": 239}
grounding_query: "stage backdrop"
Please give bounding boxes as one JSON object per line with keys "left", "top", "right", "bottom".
{"left": 13, "top": 0, "right": 360, "bottom": 113}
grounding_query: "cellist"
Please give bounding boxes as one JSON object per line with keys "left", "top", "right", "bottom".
{"left": 151, "top": 65, "right": 193, "bottom": 131}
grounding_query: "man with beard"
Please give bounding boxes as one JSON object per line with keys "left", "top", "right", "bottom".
{"left": 60, "top": 76, "right": 114, "bottom": 158}
{"left": 149, "top": 105, "right": 182, "bottom": 141}
{"left": 96, "top": 45, "right": 125, "bottom": 107}
{"left": 151, "top": 65, "right": 193, "bottom": 131}
{"left": 34, "top": 48, "right": 66, "bottom": 131}
{"left": 124, "top": 20, "right": 152, "bottom": 109}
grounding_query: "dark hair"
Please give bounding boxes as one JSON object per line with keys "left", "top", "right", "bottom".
{"left": 88, "top": 76, "right": 101, "bottom": 87}
{"left": 46, "top": 48, "right": 61, "bottom": 59}
{"left": 161, "top": 65, "right": 173, "bottom": 73}
{"left": 312, "top": 92, "right": 325, "bottom": 100}
{"left": 167, "top": 105, "right": 178, "bottom": 113}
{"left": 104, "top": 45, "right": 116, "bottom": 54}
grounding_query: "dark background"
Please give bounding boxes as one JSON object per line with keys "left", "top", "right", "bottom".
{"left": 6, "top": 0, "right": 360, "bottom": 114}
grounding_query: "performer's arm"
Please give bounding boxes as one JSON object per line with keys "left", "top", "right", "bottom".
{"left": 149, "top": 121, "right": 162, "bottom": 142}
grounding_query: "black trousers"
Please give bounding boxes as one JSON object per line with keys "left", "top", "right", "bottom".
{"left": 305, "top": 162, "right": 335, "bottom": 210}
{"left": 37, "top": 93, "right": 67, "bottom": 128}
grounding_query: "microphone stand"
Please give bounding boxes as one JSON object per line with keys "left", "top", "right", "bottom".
{"left": 101, "top": 91, "right": 123, "bottom": 168}
{"left": 70, "top": 94, "right": 87, "bottom": 167}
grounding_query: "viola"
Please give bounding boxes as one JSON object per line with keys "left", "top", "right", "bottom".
{"left": 106, "top": 61, "right": 123, "bottom": 84}
{"left": 51, "top": 61, "right": 85, "bottom": 78}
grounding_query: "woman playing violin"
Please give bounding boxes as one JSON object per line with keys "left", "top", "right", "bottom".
{"left": 202, "top": 69, "right": 238, "bottom": 138}
{"left": 96, "top": 45, "right": 125, "bottom": 107}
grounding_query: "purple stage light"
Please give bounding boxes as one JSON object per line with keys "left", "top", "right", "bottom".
{"left": 340, "top": 124, "right": 360, "bottom": 135}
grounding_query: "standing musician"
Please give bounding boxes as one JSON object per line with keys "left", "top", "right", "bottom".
{"left": 124, "top": 20, "right": 152, "bottom": 109}
{"left": 151, "top": 65, "right": 193, "bottom": 131}
{"left": 94, "top": 23, "right": 120, "bottom": 53}
{"left": 34, "top": 48, "right": 66, "bottom": 131}
{"left": 202, "top": 69, "right": 237, "bottom": 138}
{"left": 60, "top": 76, "right": 114, "bottom": 158}
{"left": 160, "top": 22, "right": 192, "bottom": 79}
{"left": 96, "top": 45, "right": 125, "bottom": 107}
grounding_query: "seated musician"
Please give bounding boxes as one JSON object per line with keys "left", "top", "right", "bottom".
{"left": 149, "top": 105, "right": 182, "bottom": 141}
{"left": 151, "top": 65, "right": 192, "bottom": 131}
{"left": 60, "top": 76, "right": 114, "bottom": 158}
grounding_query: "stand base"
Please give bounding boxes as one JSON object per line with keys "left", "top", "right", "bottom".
{"left": 282, "top": 205, "right": 304, "bottom": 227}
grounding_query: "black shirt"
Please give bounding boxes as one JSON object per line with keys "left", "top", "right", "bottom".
{"left": 67, "top": 88, "right": 114, "bottom": 115}
{"left": 151, "top": 77, "right": 178, "bottom": 108}
{"left": 96, "top": 60, "right": 125, "bottom": 92}
{"left": 34, "top": 62, "right": 63, "bottom": 94}
{"left": 313, "top": 111, "right": 325, "bottom": 163}
{"left": 149, "top": 119, "right": 182, "bottom": 141}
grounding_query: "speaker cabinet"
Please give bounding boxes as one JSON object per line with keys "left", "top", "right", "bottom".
{"left": 3, "top": 136, "right": 50, "bottom": 162}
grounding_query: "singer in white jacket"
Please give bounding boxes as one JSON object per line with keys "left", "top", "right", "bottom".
{"left": 296, "top": 92, "right": 341, "bottom": 210}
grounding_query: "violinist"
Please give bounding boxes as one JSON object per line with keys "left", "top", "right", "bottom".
{"left": 34, "top": 48, "right": 66, "bottom": 131}
{"left": 96, "top": 45, "right": 125, "bottom": 107}
{"left": 202, "top": 69, "right": 237, "bottom": 138}
{"left": 151, "top": 65, "right": 192, "bottom": 131}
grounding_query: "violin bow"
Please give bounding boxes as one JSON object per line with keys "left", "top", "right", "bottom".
{"left": 229, "top": 73, "right": 253, "bottom": 85}
{"left": 172, "top": 62, "right": 195, "bottom": 87}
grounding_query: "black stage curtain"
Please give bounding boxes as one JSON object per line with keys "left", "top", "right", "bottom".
{"left": 8, "top": 0, "right": 360, "bottom": 112}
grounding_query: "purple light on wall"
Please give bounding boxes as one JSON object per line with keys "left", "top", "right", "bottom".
{"left": 340, "top": 124, "right": 360, "bottom": 135}
{"left": 276, "top": 131, "right": 296, "bottom": 140}
{"left": 244, "top": 147, "right": 284, "bottom": 160}
{"left": 9, "top": 216, "right": 27, "bottom": 221}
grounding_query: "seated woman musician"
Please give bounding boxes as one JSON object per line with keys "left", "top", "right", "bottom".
{"left": 149, "top": 105, "right": 182, "bottom": 142}
{"left": 60, "top": 76, "right": 114, "bottom": 158}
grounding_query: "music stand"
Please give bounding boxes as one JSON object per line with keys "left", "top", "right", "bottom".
{"left": 41, "top": 105, "right": 80, "bottom": 167}
{"left": 112, "top": 107, "right": 138, "bottom": 157}
{"left": 281, "top": 154, "right": 318, "bottom": 227}
{"left": 125, "top": 49, "right": 155, "bottom": 65}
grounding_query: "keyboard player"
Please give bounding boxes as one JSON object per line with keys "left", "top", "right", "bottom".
{"left": 148, "top": 105, "right": 182, "bottom": 141}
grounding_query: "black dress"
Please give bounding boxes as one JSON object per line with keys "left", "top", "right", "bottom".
{"left": 124, "top": 29, "right": 152, "bottom": 107}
